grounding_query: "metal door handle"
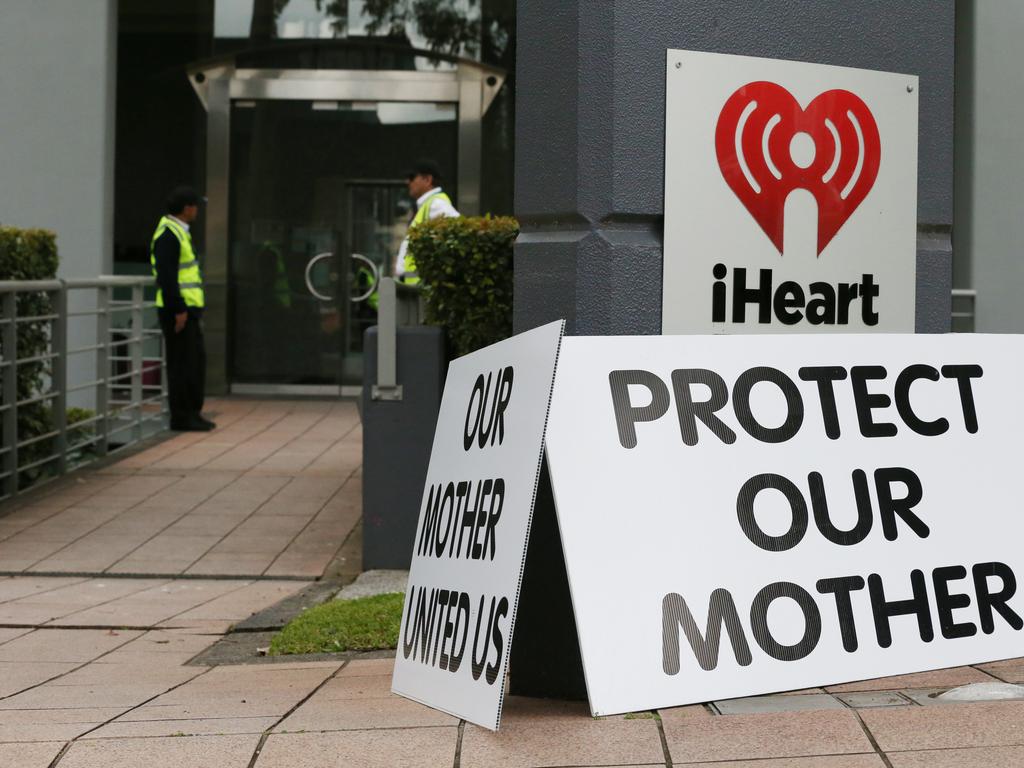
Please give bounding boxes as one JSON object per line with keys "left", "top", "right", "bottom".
{"left": 304, "top": 252, "right": 334, "bottom": 301}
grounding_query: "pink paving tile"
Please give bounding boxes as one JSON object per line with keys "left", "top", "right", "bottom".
{"left": 460, "top": 714, "right": 665, "bottom": 768}
{"left": 859, "top": 700, "right": 1024, "bottom": 752}
{"left": 256, "top": 728, "right": 458, "bottom": 768}
{"left": 976, "top": 658, "right": 1024, "bottom": 683}
{"left": 825, "top": 666, "right": 996, "bottom": 692}
{"left": 121, "top": 663, "right": 338, "bottom": 720}
{"left": 0, "top": 707, "right": 126, "bottom": 742}
{"left": 0, "top": 576, "right": 87, "bottom": 602}
{"left": 171, "top": 581, "right": 308, "bottom": 621}
{"left": 339, "top": 658, "right": 396, "bottom": 677}
{"left": 276, "top": 693, "right": 457, "bottom": 731}
{"left": 185, "top": 554, "right": 280, "bottom": 576}
{"left": 675, "top": 759, "right": 884, "bottom": 768}
{"left": 0, "top": 742, "right": 64, "bottom": 767}
{"left": 0, "top": 661, "right": 79, "bottom": 698}
{"left": 83, "top": 715, "right": 278, "bottom": 739}
{"left": 658, "top": 704, "right": 714, "bottom": 723}
{"left": 662, "top": 709, "right": 873, "bottom": 763}
{"left": 0, "top": 628, "right": 141, "bottom": 663}
{"left": 62, "top": 579, "right": 249, "bottom": 623}
{"left": 887, "top": 746, "right": 1024, "bottom": 768}
{"left": 0, "top": 627, "right": 33, "bottom": 645}
{"left": 59, "top": 734, "right": 260, "bottom": 768}
{"left": 21, "top": 578, "right": 163, "bottom": 609}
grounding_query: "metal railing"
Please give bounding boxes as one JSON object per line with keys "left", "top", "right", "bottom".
{"left": 371, "top": 277, "right": 423, "bottom": 402}
{"left": 0, "top": 276, "right": 166, "bottom": 501}
{"left": 952, "top": 288, "right": 977, "bottom": 333}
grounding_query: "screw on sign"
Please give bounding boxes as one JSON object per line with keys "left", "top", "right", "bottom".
{"left": 715, "top": 82, "right": 881, "bottom": 257}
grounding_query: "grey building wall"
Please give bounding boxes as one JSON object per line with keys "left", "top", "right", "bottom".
{"left": 954, "top": 1, "right": 1024, "bottom": 333}
{"left": 510, "top": 0, "right": 957, "bottom": 699}
{"left": 514, "top": 0, "right": 955, "bottom": 336}
{"left": 0, "top": 0, "right": 117, "bottom": 406}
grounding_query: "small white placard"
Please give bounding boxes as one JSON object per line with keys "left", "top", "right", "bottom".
{"left": 547, "top": 333, "right": 1024, "bottom": 715}
{"left": 392, "top": 320, "right": 564, "bottom": 730}
{"left": 663, "top": 49, "right": 918, "bottom": 334}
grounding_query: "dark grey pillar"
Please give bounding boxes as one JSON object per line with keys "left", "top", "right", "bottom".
{"left": 362, "top": 326, "right": 446, "bottom": 570}
{"left": 511, "top": 0, "right": 955, "bottom": 697}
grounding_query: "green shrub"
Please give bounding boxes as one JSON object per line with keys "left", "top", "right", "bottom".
{"left": 0, "top": 227, "right": 59, "bottom": 487}
{"left": 407, "top": 215, "right": 517, "bottom": 357}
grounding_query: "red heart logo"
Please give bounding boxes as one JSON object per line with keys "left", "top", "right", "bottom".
{"left": 715, "top": 82, "right": 881, "bottom": 256}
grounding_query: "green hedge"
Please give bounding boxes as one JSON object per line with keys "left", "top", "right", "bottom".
{"left": 407, "top": 216, "right": 517, "bottom": 357}
{"left": 0, "top": 227, "right": 59, "bottom": 487}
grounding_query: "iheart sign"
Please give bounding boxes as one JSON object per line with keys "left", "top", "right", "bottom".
{"left": 663, "top": 50, "right": 918, "bottom": 335}
{"left": 715, "top": 82, "right": 881, "bottom": 257}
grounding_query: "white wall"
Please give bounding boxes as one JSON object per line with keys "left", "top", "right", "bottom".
{"left": 955, "top": 1, "right": 1024, "bottom": 332}
{"left": 0, "top": 0, "right": 117, "bottom": 406}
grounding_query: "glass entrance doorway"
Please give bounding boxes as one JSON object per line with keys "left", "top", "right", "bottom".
{"left": 228, "top": 99, "right": 457, "bottom": 391}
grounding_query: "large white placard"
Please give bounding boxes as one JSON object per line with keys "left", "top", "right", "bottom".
{"left": 392, "top": 320, "right": 564, "bottom": 730}
{"left": 663, "top": 49, "right": 918, "bottom": 334}
{"left": 547, "top": 334, "right": 1024, "bottom": 715}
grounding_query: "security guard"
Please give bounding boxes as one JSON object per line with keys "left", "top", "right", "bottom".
{"left": 151, "top": 186, "right": 215, "bottom": 432}
{"left": 393, "top": 159, "right": 460, "bottom": 283}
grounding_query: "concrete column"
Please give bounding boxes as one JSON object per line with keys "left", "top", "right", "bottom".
{"left": 0, "top": 0, "right": 117, "bottom": 408}
{"left": 511, "top": 0, "right": 955, "bottom": 697}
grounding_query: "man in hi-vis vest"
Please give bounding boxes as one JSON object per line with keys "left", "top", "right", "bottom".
{"left": 393, "top": 159, "right": 459, "bottom": 284}
{"left": 151, "top": 186, "right": 215, "bottom": 432}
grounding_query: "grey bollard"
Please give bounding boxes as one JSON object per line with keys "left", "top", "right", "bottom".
{"left": 362, "top": 325, "right": 447, "bottom": 570}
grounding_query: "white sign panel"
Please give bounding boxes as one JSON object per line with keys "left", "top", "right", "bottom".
{"left": 392, "top": 321, "right": 564, "bottom": 730}
{"left": 663, "top": 49, "right": 918, "bottom": 334}
{"left": 547, "top": 334, "right": 1024, "bottom": 715}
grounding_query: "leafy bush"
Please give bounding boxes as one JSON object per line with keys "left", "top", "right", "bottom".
{"left": 0, "top": 228, "right": 59, "bottom": 487}
{"left": 407, "top": 215, "right": 517, "bottom": 357}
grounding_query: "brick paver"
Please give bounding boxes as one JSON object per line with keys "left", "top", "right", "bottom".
{"left": 2, "top": 398, "right": 1024, "bottom": 766}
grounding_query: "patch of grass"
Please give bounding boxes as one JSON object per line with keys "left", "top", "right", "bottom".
{"left": 269, "top": 592, "right": 405, "bottom": 655}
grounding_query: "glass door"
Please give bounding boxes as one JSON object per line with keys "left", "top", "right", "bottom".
{"left": 228, "top": 99, "right": 457, "bottom": 390}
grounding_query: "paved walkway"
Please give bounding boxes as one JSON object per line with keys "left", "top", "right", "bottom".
{"left": 1, "top": 398, "right": 1023, "bottom": 767}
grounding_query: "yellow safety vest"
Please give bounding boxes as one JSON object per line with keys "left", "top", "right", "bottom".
{"left": 150, "top": 216, "right": 205, "bottom": 308}
{"left": 402, "top": 191, "right": 452, "bottom": 285}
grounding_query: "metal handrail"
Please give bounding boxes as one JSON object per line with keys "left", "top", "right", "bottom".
{"left": 371, "top": 277, "right": 423, "bottom": 402}
{"left": 0, "top": 275, "right": 167, "bottom": 501}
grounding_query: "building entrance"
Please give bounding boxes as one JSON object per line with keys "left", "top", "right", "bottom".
{"left": 228, "top": 99, "right": 455, "bottom": 391}
{"left": 187, "top": 53, "right": 505, "bottom": 395}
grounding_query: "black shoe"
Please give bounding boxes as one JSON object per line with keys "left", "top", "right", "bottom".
{"left": 170, "top": 417, "right": 214, "bottom": 432}
{"left": 195, "top": 414, "right": 217, "bottom": 429}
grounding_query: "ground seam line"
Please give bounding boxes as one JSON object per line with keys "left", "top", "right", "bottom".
{"left": 47, "top": 664, "right": 215, "bottom": 767}
{"left": 0, "top": 625, "right": 151, "bottom": 702}
{"left": 244, "top": 658, "right": 349, "bottom": 768}
{"left": 852, "top": 709, "right": 896, "bottom": 768}
{"left": 260, "top": 464, "right": 360, "bottom": 577}
{"left": 452, "top": 719, "right": 466, "bottom": 768}
{"left": 655, "top": 710, "right": 674, "bottom": 767}
{"left": 171, "top": 406, "right": 321, "bottom": 575}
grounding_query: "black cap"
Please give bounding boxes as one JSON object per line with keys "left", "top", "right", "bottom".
{"left": 405, "top": 158, "right": 442, "bottom": 184}
{"left": 165, "top": 185, "right": 203, "bottom": 215}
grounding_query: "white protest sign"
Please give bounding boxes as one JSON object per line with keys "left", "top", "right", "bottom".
{"left": 546, "top": 334, "right": 1024, "bottom": 715}
{"left": 392, "top": 320, "right": 564, "bottom": 730}
{"left": 663, "top": 49, "right": 918, "bottom": 334}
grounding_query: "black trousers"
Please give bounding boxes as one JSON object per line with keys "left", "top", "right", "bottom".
{"left": 159, "top": 309, "right": 206, "bottom": 423}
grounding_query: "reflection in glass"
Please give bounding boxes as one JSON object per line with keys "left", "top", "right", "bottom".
{"left": 215, "top": 0, "right": 486, "bottom": 61}
{"left": 228, "top": 99, "right": 457, "bottom": 386}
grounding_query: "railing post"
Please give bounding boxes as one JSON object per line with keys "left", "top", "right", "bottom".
{"left": 51, "top": 283, "right": 68, "bottom": 475}
{"left": 1, "top": 291, "right": 18, "bottom": 498}
{"left": 131, "top": 283, "right": 144, "bottom": 442}
{"left": 95, "top": 284, "right": 110, "bottom": 456}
